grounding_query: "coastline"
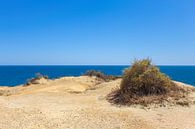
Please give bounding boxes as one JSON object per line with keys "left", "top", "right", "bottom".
{"left": 0, "top": 76, "right": 195, "bottom": 129}
{"left": 1, "top": 65, "right": 195, "bottom": 86}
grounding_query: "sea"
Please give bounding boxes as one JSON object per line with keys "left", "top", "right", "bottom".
{"left": 0, "top": 66, "right": 195, "bottom": 86}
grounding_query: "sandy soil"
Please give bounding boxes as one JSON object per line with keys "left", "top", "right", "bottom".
{"left": 0, "top": 76, "right": 195, "bottom": 129}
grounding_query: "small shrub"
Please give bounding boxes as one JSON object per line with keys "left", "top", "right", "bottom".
{"left": 83, "top": 70, "right": 120, "bottom": 81}
{"left": 83, "top": 70, "right": 105, "bottom": 79}
{"left": 107, "top": 59, "right": 187, "bottom": 106}
{"left": 25, "top": 73, "right": 48, "bottom": 86}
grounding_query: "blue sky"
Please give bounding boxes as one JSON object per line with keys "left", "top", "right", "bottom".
{"left": 0, "top": 0, "right": 194, "bottom": 65}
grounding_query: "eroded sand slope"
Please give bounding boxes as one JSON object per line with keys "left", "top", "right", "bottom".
{"left": 0, "top": 76, "right": 195, "bottom": 129}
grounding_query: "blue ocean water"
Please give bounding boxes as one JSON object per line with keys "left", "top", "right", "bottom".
{"left": 0, "top": 66, "right": 194, "bottom": 86}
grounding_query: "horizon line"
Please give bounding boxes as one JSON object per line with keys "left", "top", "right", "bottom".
{"left": 0, "top": 64, "right": 195, "bottom": 66}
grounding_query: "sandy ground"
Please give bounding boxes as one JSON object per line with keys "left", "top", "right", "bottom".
{"left": 0, "top": 76, "right": 195, "bottom": 129}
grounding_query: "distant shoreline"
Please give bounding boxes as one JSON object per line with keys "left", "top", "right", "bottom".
{"left": 0, "top": 66, "right": 195, "bottom": 86}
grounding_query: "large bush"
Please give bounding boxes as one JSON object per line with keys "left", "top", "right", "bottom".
{"left": 120, "top": 59, "right": 173, "bottom": 96}
{"left": 108, "top": 59, "right": 186, "bottom": 106}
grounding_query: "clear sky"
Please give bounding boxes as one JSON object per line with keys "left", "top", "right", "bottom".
{"left": 0, "top": 0, "right": 194, "bottom": 65}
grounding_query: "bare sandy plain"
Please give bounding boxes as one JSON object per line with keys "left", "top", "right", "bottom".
{"left": 0, "top": 76, "right": 195, "bottom": 129}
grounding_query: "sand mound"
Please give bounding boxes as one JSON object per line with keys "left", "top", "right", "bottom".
{"left": 0, "top": 76, "right": 103, "bottom": 96}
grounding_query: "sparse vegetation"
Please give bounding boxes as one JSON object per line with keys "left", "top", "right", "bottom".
{"left": 107, "top": 59, "right": 189, "bottom": 106}
{"left": 25, "top": 73, "right": 48, "bottom": 86}
{"left": 83, "top": 70, "right": 105, "bottom": 78}
{"left": 83, "top": 70, "right": 120, "bottom": 82}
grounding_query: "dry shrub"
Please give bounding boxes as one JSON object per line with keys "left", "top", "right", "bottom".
{"left": 107, "top": 59, "right": 188, "bottom": 106}
{"left": 83, "top": 70, "right": 105, "bottom": 79}
{"left": 83, "top": 70, "right": 120, "bottom": 82}
{"left": 25, "top": 73, "right": 48, "bottom": 86}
